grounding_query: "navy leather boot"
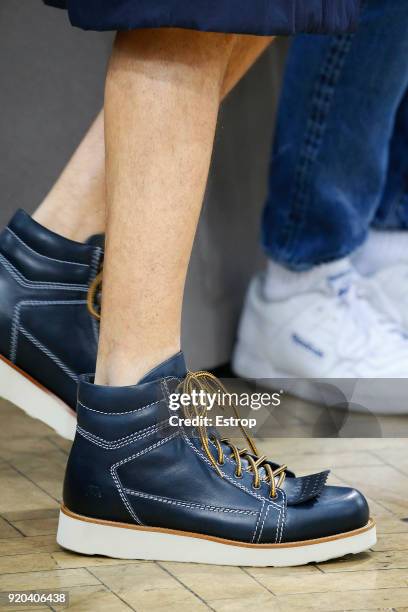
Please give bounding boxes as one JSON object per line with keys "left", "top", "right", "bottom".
{"left": 57, "top": 352, "right": 376, "bottom": 566}
{"left": 0, "top": 210, "right": 103, "bottom": 439}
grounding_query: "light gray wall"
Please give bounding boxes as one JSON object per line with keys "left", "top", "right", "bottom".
{"left": 0, "top": 1, "right": 288, "bottom": 368}
{"left": 0, "top": 1, "right": 112, "bottom": 219}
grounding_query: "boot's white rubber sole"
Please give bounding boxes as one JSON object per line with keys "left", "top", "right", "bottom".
{"left": 0, "top": 354, "right": 76, "bottom": 440}
{"left": 57, "top": 506, "right": 376, "bottom": 567}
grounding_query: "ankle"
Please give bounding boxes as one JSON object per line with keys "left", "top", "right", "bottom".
{"left": 32, "top": 207, "right": 81, "bottom": 243}
{"left": 94, "top": 345, "right": 181, "bottom": 386}
{"left": 33, "top": 200, "right": 105, "bottom": 244}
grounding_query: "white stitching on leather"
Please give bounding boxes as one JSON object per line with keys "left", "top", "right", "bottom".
{"left": 257, "top": 504, "right": 272, "bottom": 543}
{"left": 274, "top": 506, "right": 282, "bottom": 543}
{"left": 110, "top": 468, "right": 142, "bottom": 525}
{"left": 278, "top": 489, "right": 286, "bottom": 543}
{"left": 110, "top": 433, "right": 178, "bottom": 525}
{"left": 124, "top": 489, "right": 257, "bottom": 516}
{"left": 111, "top": 433, "right": 178, "bottom": 470}
{"left": 10, "top": 299, "right": 87, "bottom": 363}
{"left": 76, "top": 420, "right": 168, "bottom": 449}
{"left": 77, "top": 397, "right": 164, "bottom": 415}
{"left": 162, "top": 377, "right": 182, "bottom": 397}
{"left": 251, "top": 500, "right": 265, "bottom": 543}
{"left": 19, "top": 326, "right": 77, "bottom": 380}
{"left": 6, "top": 227, "right": 90, "bottom": 267}
{"left": 78, "top": 420, "right": 164, "bottom": 444}
{"left": 290, "top": 480, "right": 303, "bottom": 497}
{"left": 291, "top": 472, "right": 327, "bottom": 504}
{"left": 257, "top": 496, "right": 284, "bottom": 544}
{"left": 0, "top": 251, "right": 87, "bottom": 291}
{"left": 310, "top": 472, "right": 327, "bottom": 496}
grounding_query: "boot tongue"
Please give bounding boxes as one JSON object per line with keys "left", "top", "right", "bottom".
{"left": 139, "top": 352, "right": 187, "bottom": 383}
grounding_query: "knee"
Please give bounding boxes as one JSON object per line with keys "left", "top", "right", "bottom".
{"left": 111, "top": 28, "right": 235, "bottom": 79}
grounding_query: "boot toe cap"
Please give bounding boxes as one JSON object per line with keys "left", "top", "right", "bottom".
{"left": 260, "top": 485, "right": 369, "bottom": 544}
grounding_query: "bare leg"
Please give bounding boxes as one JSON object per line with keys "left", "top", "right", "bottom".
{"left": 32, "top": 34, "right": 272, "bottom": 246}
{"left": 96, "top": 30, "right": 273, "bottom": 385}
{"left": 33, "top": 112, "right": 106, "bottom": 242}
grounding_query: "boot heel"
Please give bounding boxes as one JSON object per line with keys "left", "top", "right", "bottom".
{"left": 0, "top": 354, "right": 76, "bottom": 440}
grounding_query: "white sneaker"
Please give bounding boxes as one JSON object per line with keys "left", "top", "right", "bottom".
{"left": 368, "top": 263, "right": 408, "bottom": 331}
{"left": 232, "top": 263, "right": 408, "bottom": 414}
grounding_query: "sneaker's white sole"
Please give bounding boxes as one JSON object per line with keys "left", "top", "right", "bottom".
{"left": 57, "top": 506, "right": 376, "bottom": 567}
{"left": 232, "top": 342, "right": 408, "bottom": 415}
{"left": 0, "top": 353, "right": 76, "bottom": 440}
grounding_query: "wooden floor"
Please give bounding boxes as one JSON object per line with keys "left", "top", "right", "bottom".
{"left": 1, "top": 398, "right": 408, "bottom": 611}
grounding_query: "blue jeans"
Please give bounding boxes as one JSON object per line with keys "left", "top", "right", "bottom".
{"left": 262, "top": 0, "right": 408, "bottom": 271}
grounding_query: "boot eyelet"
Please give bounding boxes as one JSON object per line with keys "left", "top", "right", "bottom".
{"left": 235, "top": 471, "right": 243, "bottom": 479}
{"left": 252, "top": 483, "right": 261, "bottom": 490}
{"left": 269, "top": 493, "right": 277, "bottom": 499}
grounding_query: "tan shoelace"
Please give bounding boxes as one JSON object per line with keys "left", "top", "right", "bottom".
{"left": 87, "top": 269, "right": 103, "bottom": 320}
{"left": 180, "top": 371, "right": 286, "bottom": 498}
